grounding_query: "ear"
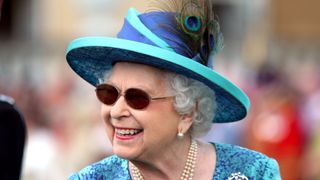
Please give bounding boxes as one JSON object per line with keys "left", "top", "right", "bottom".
{"left": 177, "top": 111, "right": 194, "bottom": 135}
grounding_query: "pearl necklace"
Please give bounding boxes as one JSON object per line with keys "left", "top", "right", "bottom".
{"left": 130, "top": 139, "right": 198, "bottom": 180}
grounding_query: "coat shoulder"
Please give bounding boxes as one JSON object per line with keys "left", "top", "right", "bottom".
{"left": 214, "top": 143, "right": 281, "bottom": 180}
{"left": 68, "top": 155, "right": 130, "bottom": 180}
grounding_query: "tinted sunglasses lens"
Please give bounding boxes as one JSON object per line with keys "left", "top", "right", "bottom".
{"left": 125, "top": 89, "right": 150, "bottom": 109}
{"left": 96, "top": 84, "right": 119, "bottom": 105}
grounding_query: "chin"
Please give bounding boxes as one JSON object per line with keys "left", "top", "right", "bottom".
{"left": 113, "top": 147, "right": 139, "bottom": 160}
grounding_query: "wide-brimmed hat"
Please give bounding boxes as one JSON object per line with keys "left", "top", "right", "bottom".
{"left": 66, "top": 7, "right": 250, "bottom": 123}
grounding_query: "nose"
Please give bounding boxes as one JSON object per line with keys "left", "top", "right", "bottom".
{"left": 109, "top": 95, "right": 130, "bottom": 119}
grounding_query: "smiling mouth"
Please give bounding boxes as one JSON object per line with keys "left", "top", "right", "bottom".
{"left": 115, "top": 128, "right": 143, "bottom": 136}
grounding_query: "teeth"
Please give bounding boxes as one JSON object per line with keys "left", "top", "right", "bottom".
{"left": 115, "top": 129, "right": 141, "bottom": 136}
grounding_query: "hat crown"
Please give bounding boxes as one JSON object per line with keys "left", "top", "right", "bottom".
{"left": 118, "top": 9, "right": 188, "bottom": 56}
{"left": 117, "top": 8, "right": 214, "bottom": 66}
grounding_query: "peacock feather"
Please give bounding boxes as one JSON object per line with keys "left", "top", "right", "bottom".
{"left": 148, "top": 0, "right": 224, "bottom": 66}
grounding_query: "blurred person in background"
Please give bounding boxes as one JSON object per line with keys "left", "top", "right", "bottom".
{"left": 65, "top": 0, "right": 281, "bottom": 179}
{"left": 0, "top": 95, "right": 26, "bottom": 180}
{"left": 1, "top": 3, "right": 26, "bottom": 180}
{"left": 296, "top": 63, "right": 320, "bottom": 179}
{"left": 245, "top": 63, "right": 306, "bottom": 180}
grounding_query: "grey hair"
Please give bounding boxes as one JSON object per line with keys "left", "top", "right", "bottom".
{"left": 98, "top": 68, "right": 217, "bottom": 138}
{"left": 164, "top": 73, "right": 216, "bottom": 138}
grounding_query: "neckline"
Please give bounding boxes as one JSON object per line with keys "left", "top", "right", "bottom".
{"left": 210, "top": 142, "right": 219, "bottom": 178}
{"left": 125, "top": 142, "right": 220, "bottom": 179}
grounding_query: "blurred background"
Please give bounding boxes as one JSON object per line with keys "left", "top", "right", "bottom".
{"left": 0, "top": 0, "right": 319, "bottom": 179}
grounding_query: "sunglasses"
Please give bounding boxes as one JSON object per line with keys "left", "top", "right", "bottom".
{"left": 95, "top": 84, "right": 173, "bottom": 110}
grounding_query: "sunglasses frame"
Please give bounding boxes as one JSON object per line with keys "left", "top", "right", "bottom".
{"left": 95, "top": 83, "right": 173, "bottom": 110}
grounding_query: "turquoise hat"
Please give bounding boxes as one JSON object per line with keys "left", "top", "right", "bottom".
{"left": 66, "top": 8, "right": 250, "bottom": 123}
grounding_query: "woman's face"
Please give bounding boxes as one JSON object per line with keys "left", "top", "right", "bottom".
{"left": 101, "top": 62, "right": 181, "bottom": 160}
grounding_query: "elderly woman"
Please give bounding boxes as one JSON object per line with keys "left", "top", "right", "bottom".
{"left": 66, "top": 0, "right": 281, "bottom": 179}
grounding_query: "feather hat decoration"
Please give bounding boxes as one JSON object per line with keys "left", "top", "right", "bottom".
{"left": 150, "top": 0, "right": 224, "bottom": 66}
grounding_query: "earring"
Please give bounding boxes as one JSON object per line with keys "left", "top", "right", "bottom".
{"left": 177, "top": 130, "right": 184, "bottom": 138}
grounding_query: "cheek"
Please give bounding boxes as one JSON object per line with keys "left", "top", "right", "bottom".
{"left": 143, "top": 102, "right": 180, "bottom": 136}
{"left": 101, "top": 105, "right": 114, "bottom": 142}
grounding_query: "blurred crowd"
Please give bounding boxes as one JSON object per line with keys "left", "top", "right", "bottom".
{"left": 244, "top": 60, "right": 320, "bottom": 180}
{"left": 203, "top": 56, "right": 320, "bottom": 180}
{"left": 0, "top": 61, "right": 113, "bottom": 179}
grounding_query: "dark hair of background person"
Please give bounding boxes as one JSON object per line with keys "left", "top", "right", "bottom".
{"left": 0, "top": 96, "right": 26, "bottom": 180}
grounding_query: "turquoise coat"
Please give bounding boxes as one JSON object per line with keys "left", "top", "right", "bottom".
{"left": 69, "top": 143, "right": 281, "bottom": 180}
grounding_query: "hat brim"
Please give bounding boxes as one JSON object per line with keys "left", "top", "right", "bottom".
{"left": 66, "top": 36, "right": 250, "bottom": 123}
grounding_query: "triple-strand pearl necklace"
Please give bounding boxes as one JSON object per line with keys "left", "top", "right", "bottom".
{"left": 130, "top": 139, "right": 198, "bottom": 180}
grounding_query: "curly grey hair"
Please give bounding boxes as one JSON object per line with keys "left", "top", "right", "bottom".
{"left": 164, "top": 73, "right": 216, "bottom": 137}
{"left": 100, "top": 67, "right": 217, "bottom": 138}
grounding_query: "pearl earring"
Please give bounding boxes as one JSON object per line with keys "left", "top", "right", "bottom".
{"left": 177, "top": 130, "right": 184, "bottom": 138}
